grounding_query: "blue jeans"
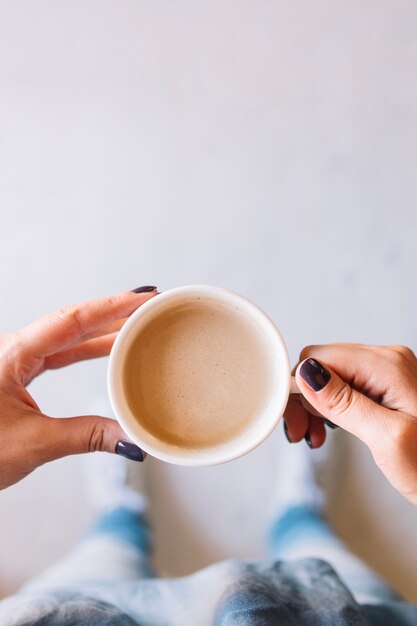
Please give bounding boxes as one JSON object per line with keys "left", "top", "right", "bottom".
{"left": 22, "top": 504, "right": 397, "bottom": 604}
{"left": 269, "top": 505, "right": 400, "bottom": 605}
{"left": 2, "top": 504, "right": 413, "bottom": 626}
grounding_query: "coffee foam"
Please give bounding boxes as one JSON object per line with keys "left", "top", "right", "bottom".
{"left": 123, "top": 297, "right": 274, "bottom": 449}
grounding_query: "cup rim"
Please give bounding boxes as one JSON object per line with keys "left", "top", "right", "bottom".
{"left": 107, "top": 285, "right": 291, "bottom": 466}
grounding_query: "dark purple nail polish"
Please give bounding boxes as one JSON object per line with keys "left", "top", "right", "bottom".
{"left": 116, "top": 440, "right": 145, "bottom": 462}
{"left": 300, "top": 358, "right": 331, "bottom": 392}
{"left": 305, "top": 432, "right": 313, "bottom": 448}
{"left": 283, "top": 420, "right": 293, "bottom": 443}
{"left": 323, "top": 418, "right": 338, "bottom": 430}
{"left": 131, "top": 286, "right": 157, "bottom": 293}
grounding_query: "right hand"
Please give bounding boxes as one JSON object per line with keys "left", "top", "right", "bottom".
{"left": 0, "top": 287, "right": 156, "bottom": 490}
{"left": 284, "top": 344, "right": 417, "bottom": 506}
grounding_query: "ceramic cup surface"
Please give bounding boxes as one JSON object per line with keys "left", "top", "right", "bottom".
{"left": 107, "top": 285, "right": 291, "bottom": 466}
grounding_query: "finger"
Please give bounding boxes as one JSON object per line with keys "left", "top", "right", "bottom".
{"left": 41, "top": 414, "right": 146, "bottom": 463}
{"left": 17, "top": 288, "right": 156, "bottom": 359}
{"left": 283, "top": 395, "right": 310, "bottom": 442}
{"left": 292, "top": 361, "right": 328, "bottom": 418}
{"left": 298, "top": 344, "right": 389, "bottom": 401}
{"left": 295, "top": 358, "right": 395, "bottom": 446}
{"left": 44, "top": 333, "right": 118, "bottom": 369}
{"left": 305, "top": 414, "right": 327, "bottom": 449}
{"left": 82, "top": 317, "right": 129, "bottom": 341}
{"left": 299, "top": 395, "right": 325, "bottom": 419}
{"left": 42, "top": 316, "right": 130, "bottom": 370}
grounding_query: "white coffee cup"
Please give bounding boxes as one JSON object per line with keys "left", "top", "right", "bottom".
{"left": 108, "top": 285, "right": 296, "bottom": 467}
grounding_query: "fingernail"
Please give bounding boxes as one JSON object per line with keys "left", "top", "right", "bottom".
{"left": 283, "top": 421, "right": 293, "bottom": 443}
{"left": 116, "top": 440, "right": 145, "bottom": 462}
{"left": 131, "top": 286, "right": 157, "bottom": 293}
{"left": 299, "top": 358, "right": 331, "bottom": 392}
{"left": 323, "top": 418, "right": 338, "bottom": 430}
{"left": 305, "top": 432, "right": 313, "bottom": 448}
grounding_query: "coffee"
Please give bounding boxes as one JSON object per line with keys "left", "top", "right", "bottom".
{"left": 123, "top": 297, "right": 274, "bottom": 450}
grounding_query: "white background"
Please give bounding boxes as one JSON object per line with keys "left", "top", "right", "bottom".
{"left": 0, "top": 0, "right": 417, "bottom": 601}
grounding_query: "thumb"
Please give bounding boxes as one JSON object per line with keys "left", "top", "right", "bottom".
{"left": 295, "top": 358, "right": 394, "bottom": 446}
{"left": 41, "top": 415, "right": 146, "bottom": 463}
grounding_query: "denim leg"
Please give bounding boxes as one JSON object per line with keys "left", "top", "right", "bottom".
{"left": 268, "top": 505, "right": 400, "bottom": 605}
{"left": 21, "top": 506, "right": 155, "bottom": 593}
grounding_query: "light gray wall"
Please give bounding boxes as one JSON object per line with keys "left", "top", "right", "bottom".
{"left": 0, "top": 0, "right": 417, "bottom": 601}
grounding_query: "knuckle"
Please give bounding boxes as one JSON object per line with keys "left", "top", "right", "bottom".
{"left": 393, "top": 345, "right": 415, "bottom": 359}
{"left": 0, "top": 331, "right": 26, "bottom": 367}
{"left": 56, "top": 304, "right": 84, "bottom": 335}
{"left": 299, "top": 345, "right": 318, "bottom": 361}
{"left": 387, "top": 418, "right": 416, "bottom": 457}
{"left": 3, "top": 331, "right": 20, "bottom": 352}
{"left": 88, "top": 420, "right": 106, "bottom": 452}
{"left": 56, "top": 303, "right": 74, "bottom": 318}
{"left": 385, "top": 346, "right": 414, "bottom": 369}
{"left": 105, "top": 295, "right": 121, "bottom": 309}
{"left": 326, "top": 383, "right": 355, "bottom": 417}
{"left": 92, "top": 295, "right": 122, "bottom": 320}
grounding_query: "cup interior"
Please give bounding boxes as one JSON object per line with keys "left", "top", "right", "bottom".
{"left": 107, "top": 285, "right": 291, "bottom": 466}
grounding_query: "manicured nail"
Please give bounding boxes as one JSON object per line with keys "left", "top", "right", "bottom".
{"left": 299, "top": 358, "right": 331, "bottom": 392}
{"left": 283, "top": 420, "right": 293, "bottom": 443}
{"left": 323, "top": 418, "right": 338, "bottom": 430}
{"left": 131, "top": 286, "right": 157, "bottom": 293}
{"left": 116, "top": 440, "right": 145, "bottom": 462}
{"left": 305, "top": 432, "right": 313, "bottom": 448}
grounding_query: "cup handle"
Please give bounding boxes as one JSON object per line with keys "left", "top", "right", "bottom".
{"left": 290, "top": 376, "right": 300, "bottom": 395}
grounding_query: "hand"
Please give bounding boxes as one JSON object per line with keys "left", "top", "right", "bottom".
{"left": 0, "top": 287, "right": 156, "bottom": 490}
{"left": 284, "top": 344, "right": 417, "bottom": 505}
